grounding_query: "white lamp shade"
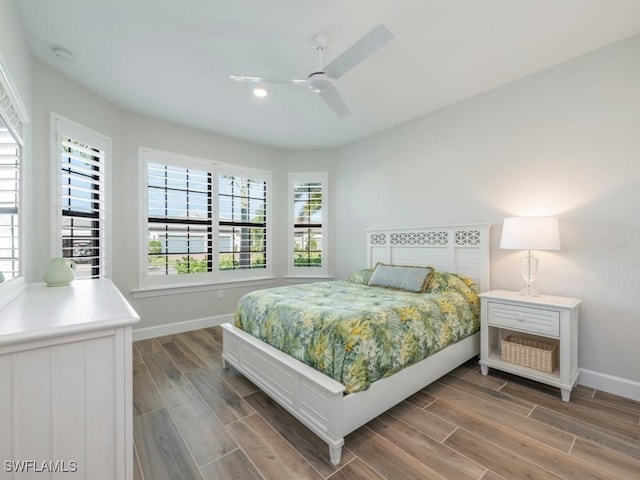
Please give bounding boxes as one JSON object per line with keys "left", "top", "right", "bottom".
{"left": 500, "top": 217, "right": 561, "bottom": 251}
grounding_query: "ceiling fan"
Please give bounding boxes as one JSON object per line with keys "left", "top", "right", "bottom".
{"left": 230, "top": 24, "right": 394, "bottom": 119}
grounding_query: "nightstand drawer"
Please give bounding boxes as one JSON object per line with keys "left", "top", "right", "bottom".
{"left": 487, "top": 302, "right": 560, "bottom": 337}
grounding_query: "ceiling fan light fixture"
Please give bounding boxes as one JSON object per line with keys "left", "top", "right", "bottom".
{"left": 306, "top": 72, "right": 332, "bottom": 93}
{"left": 253, "top": 86, "right": 268, "bottom": 97}
{"left": 229, "top": 25, "right": 393, "bottom": 119}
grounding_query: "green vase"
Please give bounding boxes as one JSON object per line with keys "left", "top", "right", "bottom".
{"left": 44, "top": 257, "right": 76, "bottom": 286}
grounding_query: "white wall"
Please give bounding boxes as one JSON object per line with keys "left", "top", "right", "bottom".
{"left": 29, "top": 60, "right": 336, "bottom": 332}
{"left": 0, "top": 0, "right": 30, "bottom": 106}
{"left": 335, "top": 35, "right": 640, "bottom": 390}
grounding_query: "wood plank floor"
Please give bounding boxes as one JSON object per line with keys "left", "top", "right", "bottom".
{"left": 133, "top": 327, "right": 640, "bottom": 480}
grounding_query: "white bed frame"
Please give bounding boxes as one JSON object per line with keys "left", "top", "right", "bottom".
{"left": 221, "top": 224, "right": 491, "bottom": 465}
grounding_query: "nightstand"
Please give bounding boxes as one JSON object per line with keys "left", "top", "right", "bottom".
{"left": 479, "top": 290, "right": 581, "bottom": 402}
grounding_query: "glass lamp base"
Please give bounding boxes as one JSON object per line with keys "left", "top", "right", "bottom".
{"left": 520, "top": 252, "right": 539, "bottom": 297}
{"left": 519, "top": 285, "right": 539, "bottom": 297}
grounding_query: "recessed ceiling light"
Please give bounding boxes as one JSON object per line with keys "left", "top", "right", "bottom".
{"left": 253, "top": 86, "right": 268, "bottom": 98}
{"left": 52, "top": 47, "right": 75, "bottom": 61}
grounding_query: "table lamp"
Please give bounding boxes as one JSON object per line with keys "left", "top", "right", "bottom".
{"left": 500, "top": 216, "right": 561, "bottom": 296}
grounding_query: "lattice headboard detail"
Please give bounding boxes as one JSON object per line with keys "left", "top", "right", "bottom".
{"left": 366, "top": 224, "right": 491, "bottom": 292}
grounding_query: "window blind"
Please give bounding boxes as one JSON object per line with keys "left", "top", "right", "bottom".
{"left": 147, "top": 163, "right": 212, "bottom": 275}
{"left": 141, "top": 148, "right": 272, "bottom": 286}
{"left": 59, "top": 135, "right": 107, "bottom": 279}
{"left": 0, "top": 121, "right": 20, "bottom": 279}
{"left": 292, "top": 180, "right": 323, "bottom": 268}
{"left": 218, "top": 174, "right": 267, "bottom": 271}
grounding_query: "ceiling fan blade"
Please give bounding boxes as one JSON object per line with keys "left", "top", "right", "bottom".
{"left": 324, "top": 24, "right": 394, "bottom": 79}
{"left": 320, "top": 87, "right": 351, "bottom": 119}
{"left": 230, "top": 75, "right": 306, "bottom": 86}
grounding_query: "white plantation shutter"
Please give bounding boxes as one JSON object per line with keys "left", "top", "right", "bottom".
{"left": 147, "top": 162, "right": 213, "bottom": 276}
{"left": 140, "top": 148, "right": 272, "bottom": 287}
{"left": 0, "top": 121, "right": 20, "bottom": 279}
{"left": 0, "top": 64, "right": 27, "bottom": 284}
{"left": 54, "top": 115, "right": 110, "bottom": 280}
{"left": 0, "top": 59, "right": 28, "bottom": 302}
{"left": 218, "top": 172, "right": 267, "bottom": 272}
{"left": 289, "top": 172, "right": 328, "bottom": 277}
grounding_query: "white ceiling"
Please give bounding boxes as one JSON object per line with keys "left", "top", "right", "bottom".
{"left": 14, "top": 0, "right": 640, "bottom": 149}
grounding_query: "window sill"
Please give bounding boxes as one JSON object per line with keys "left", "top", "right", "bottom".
{"left": 131, "top": 276, "right": 277, "bottom": 299}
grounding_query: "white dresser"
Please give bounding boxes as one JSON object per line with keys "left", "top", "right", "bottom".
{"left": 0, "top": 279, "right": 139, "bottom": 479}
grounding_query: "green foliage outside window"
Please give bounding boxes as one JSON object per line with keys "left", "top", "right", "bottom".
{"left": 294, "top": 252, "right": 322, "bottom": 266}
{"left": 148, "top": 240, "right": 162, "bottom": 254}
{"left": 174, "top": 256, "right": 208, "bottom": 274}
{"left": 219, "top": 253, "right": 266, "bottom": 270}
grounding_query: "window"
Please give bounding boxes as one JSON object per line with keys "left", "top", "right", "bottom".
{"left": 0, "top": 59, "right": 28, "bottom": 301}
{"left": 53, "top": 114, "right": 111, "bottom": 280}
{"left": 147, "top": 162, "right": 212, "bottom": 276}
{"left": 218, "top": 174, "right": 267, "bottom": 271}
{"left": 141, "top": 148, "right": 271, "bottom": 288}
{"left": 289, "top": 172, "right": 328, "bottom": 277}
{"left": 0, "top": 115, "right": 20, "bottom": 281}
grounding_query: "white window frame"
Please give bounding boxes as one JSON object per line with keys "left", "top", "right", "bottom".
{"left": 288, "top": 172, "right": 329, "bottom": 278}
{"left": 138, "top": 147, "right": 273, "bottom": 290}
{"left": 51, "top": 113, "right": 112, "bottom": 279}
{"left": 0, "top": 56, "right": 29, "bottom": 307}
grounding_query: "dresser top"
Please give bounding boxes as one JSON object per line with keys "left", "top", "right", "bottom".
{"left": 0, "top": 279, "right": 140, "bottom": 346}
{"left": 479, "top": 289, "right": 582, "bottom": 309}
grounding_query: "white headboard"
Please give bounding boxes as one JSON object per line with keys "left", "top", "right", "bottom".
{"left": 366, "top": 224, "right": 492, "bottom": 292}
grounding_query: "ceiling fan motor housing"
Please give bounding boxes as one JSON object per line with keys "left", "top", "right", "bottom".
{"left": 307, "top": 72, "right": 332, "bottom": 93}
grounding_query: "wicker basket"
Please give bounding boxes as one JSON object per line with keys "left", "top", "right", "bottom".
{"left": 501, "top": 335, "right": 558, "bottom": 373}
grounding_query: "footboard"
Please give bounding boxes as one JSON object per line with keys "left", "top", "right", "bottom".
{"left": 221, "top": 323, "right": 347, "bottom": 465}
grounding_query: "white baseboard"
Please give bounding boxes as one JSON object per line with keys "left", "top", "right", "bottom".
{"left": 578, "top": 368, "right": 640, "bottom": 401}
{"left": 132, "top": 313, "right": 233, "bottom": 341}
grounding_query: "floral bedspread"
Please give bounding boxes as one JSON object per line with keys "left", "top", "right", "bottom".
{"left": 233, "top": 272, "right": 479, "bottom": 394}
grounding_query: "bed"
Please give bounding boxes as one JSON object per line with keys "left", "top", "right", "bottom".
{"left": 221, "top": 224, "right": 491, "bottom": 465}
